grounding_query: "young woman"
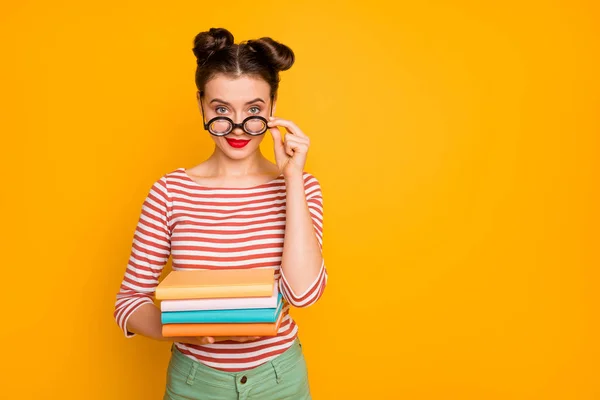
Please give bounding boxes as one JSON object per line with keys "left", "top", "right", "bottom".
{"left": 113, "top": 27, "right": 327, "bottom": 399}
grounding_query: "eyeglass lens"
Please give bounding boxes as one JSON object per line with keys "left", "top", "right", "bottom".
{"left": 209, "top": 118, "right": 267, "bottom": 135}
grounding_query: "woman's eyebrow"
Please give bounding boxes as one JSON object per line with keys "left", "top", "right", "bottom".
{"left": 209, "top": 98, "right": 266, "bottom": 105}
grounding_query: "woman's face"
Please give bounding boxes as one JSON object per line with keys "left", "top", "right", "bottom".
{"left": 198, "top": 74, "right": 275, "bottom": 160}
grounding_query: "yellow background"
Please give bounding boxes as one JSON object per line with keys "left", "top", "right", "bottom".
{"left": 1, "top": 1, "right": 598, "bottom": 399}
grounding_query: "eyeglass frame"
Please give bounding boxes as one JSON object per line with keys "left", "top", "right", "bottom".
{"left": 198, "top": 92, "right": 275, "bottom": 137}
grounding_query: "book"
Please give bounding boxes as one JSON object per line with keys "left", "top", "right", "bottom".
{"left": 161, "top": 306, "right": 284, "bottom": 337}
{"left": 160, "top": 283, "right": 280, "bottom": 312}
{"left": 161, "top": 293, "right": 283, "bottom": 324}
{"left": 155, "top": 268, "right": 275, "bottom": 300}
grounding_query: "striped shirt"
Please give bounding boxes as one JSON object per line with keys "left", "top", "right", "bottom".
{"left": 113, "top": 167, "right": 327, "bottom": 372}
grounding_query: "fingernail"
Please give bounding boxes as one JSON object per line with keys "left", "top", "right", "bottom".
{"left": 269, "top": 116, "right": 274, "bottom": 120}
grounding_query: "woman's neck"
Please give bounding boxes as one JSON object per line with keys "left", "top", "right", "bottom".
{"left": 205, "top": 147, "right": 271, "bottom": 178}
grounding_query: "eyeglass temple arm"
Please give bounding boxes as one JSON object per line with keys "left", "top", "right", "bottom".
{"left": 199, "top": 92, "right": 208, "bottom": 129}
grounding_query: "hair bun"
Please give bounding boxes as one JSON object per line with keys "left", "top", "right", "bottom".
{"left": 192, "top": 28, "right": 234, "bottom": 66}
{"left": 246, "top": 37, "right": 295, "bottom": 71}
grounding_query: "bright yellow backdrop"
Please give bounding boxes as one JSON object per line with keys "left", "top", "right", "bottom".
{"left": 1, "top": 1, "right": 598, "bottom": 399}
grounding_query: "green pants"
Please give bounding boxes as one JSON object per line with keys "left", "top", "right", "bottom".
{"left": 163, "top": 339, "right": 312, "bottom": 400}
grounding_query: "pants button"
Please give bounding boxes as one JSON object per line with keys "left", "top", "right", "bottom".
{"left": 240, "top": 376, "right": 248, "bottom": 384}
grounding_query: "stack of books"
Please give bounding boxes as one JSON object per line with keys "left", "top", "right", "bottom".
{"left": 155, "top": 268, "right": 283, "bottom": 338}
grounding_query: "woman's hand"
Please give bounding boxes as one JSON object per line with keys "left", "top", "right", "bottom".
{"left": 173, "top": 336, "right": 260, "bottom": 345}
{"left": 211, "top": 336, "right": 260, "bottom": 343}
{"left": 267, "top": 116, "right": 310, "bottom": 179}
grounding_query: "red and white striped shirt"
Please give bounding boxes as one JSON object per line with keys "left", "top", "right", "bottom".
{"left": 113, "top": 167, "right": 327, "bottom": 372}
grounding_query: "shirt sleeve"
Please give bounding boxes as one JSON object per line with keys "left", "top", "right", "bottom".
{"left": 113, "top": 176, "right": 172, "bottom": 338}
{"left": 279, "top": 173, "right": 328, "bottom": 308}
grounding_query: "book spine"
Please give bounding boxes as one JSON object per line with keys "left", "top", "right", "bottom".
{"left": 161, "top": 323, "right": 278, "bottom": 337}
{"left": 161, "top": 310, "right": 276, "bottom": 324}
{"left": 160, "top": 297, "right": 277, "bottom": 312}
{"left": 155, "top": 283, "right": 273, "bottom": 300}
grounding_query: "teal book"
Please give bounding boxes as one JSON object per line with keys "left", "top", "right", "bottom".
{"left": 161, "top": 293, "right": 283, "bottom": 324}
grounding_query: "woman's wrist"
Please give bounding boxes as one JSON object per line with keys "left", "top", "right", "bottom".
{"left": 284, "top": 170, "right": 304, "bottom": 183}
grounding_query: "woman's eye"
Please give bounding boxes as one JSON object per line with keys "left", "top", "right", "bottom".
{"left": 216, "top": 106, "right": 228, "bottom": 114}
{"left": 249, "top": 106, "right": 261, "bottom": 114}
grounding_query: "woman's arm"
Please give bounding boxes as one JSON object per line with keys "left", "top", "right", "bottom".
{"left": 114, "top": 177, "right": 256, "bottom": 344}
{"left": 267, "top": 116, "right": 328, "bottom": 307}
{"left": 125, "top": 303, "right": 249, "bottom": 345}
{"left": 114, "top": 177, "right": 172, "bottom": 339}
{"left": 124, "top": 302, "right": 166, "bottom": 340}
{"left": 280, "top": 173, "right": 324, "bottom": 294}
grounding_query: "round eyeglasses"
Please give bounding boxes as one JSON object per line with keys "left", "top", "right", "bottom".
{"left": 204, "top": 115, "right": 269, "bottom": 136}
{"left": 199, "top": 93, "right": 274, "bottom": 137}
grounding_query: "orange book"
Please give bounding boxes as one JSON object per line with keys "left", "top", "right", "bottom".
{"left": 155, "top": 268, "right": 275, "bottom": 300}
{"left": 162, "top": 309, "right": 284, "bottom": 337}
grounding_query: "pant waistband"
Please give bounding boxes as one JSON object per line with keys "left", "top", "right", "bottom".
{"left": 169, "top": 338, "right": 303, "bottom": 389}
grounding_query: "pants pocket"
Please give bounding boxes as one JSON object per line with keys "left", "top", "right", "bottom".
{"left": 163, "top": 363, "right": 197, "bottom": 400}
{"left": 164, "top": 357, "right": 239, "bottom": 400}
{"left": 248, "top": 354, "right": 311, "bottom": 400}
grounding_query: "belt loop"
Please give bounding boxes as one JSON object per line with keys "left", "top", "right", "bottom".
{"left": 271, "top": 361, "right": 281, "bottom": 384}
{"left": 186, "top": 363, "right": 198, "bottom": 385}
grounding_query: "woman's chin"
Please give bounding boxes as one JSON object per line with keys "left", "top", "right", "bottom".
{"left": 219, "top": 144, "right": 257, "bottom": 159}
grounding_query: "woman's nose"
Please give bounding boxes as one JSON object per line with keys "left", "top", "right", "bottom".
{"left": 231, "top": 123, "right": 246, "bottom": 136}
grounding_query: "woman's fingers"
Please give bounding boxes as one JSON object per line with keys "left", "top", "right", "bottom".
{"left": 284, "top": 135, "right": 309, "bottom": 157}
{"left": 211, "top": 336, "right": 260, "bottom": 342}
{"left": 284, "top": 141, "right": 294, "bottom": 157}
{"left": 190, "top": 336, "right": 261, "bottom": 345}
{"left": 267, "top": 117, "right": 310, "bottom": 173}
{"left": 268, "top": 125, "right": 288, "bottom": 164}
{"left": 267, "top": 117, "right": 308, "bottom": 139}
{"left": 236, "top": 336, "right": 260, "bottom": 342}
{"left": 197, "top": 336, "right": 215, "bottom": 344}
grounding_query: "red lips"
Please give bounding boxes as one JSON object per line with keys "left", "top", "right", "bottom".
{"left": 225, "top": 138, "right": 250, "bottom": 149}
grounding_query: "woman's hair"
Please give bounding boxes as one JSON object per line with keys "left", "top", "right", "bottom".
{"left": 192, "top": 27, "right": 295, "bottom": 99}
